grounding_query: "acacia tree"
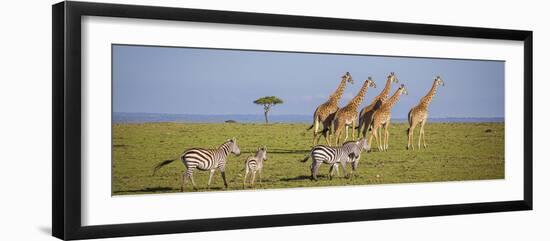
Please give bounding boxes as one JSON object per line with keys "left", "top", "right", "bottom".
{"left": 253, "top": 96, "right": 284, "bottom": 124}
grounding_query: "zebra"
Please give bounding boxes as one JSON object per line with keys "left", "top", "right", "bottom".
{"left": 301, "top": 138, "right": 369, "bottom": 180}
{"left": 242, "top": 146, "right": 268, "bottom": 188}
{"left": 153, "top": 138, "right": 241, "bottom": 191}
{"left": 330, "top": 139, "right": 369, "bottom": 178}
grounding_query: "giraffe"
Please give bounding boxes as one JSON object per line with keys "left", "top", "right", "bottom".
{"left": 407, "top": 76, "right": 445, "bottom": 150}
{"left": 307, "top": 72, "right": 354, "bottom": 146}
{"left": 357, "top": 72, "right": 399, "bottom": 138}
{"left": 369, "top": 84, "right": 408, "bottom": 152}
{"left": 331, "top": 78, "right": 377, "bottom": 145}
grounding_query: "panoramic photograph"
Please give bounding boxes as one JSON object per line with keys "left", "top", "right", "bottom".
{"left": 112, "top": 44, "right": 504, "bottom": 195}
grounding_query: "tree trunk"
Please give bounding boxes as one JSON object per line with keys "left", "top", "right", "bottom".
{"left": 264, "top": 110, "right": 269, "bottom": 124}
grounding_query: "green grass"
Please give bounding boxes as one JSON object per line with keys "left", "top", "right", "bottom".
{"left": 112, "top": 122, "right": 504, "bottom": 195}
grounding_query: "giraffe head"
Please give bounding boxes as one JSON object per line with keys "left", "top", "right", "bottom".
{"left": 342, "top": 71, "right": 354, "bottom": 84}
{"left": 398, "top": 84, "right": 408, "bottom": 95}
{"left": 435, "top": 76, "right": 445, "bottom": 87}
{"left": 388, "top": 72, "right": 399, "bottom": 83}
{"left": 365, "top": 76, "right": 377, "bottom": 88}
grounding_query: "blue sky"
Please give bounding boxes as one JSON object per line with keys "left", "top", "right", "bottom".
{"left": 112, "top": 45, "right": 504, "bottom": 119}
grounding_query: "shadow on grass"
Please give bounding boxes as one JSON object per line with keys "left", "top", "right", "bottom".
{"left": 280, "top": 175, "right": 314, "bottom": 181}
{"left": 264, "top": 149, "right": 310, "bottom": 154}
{"left": 113, "top": 186, "right": 176, "bottom": 194}
{"left": 113, "top": 186, "right": 230, "bottom": 194}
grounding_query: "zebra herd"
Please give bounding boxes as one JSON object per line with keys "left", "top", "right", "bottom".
{"left": 153, "top": 137, "right": 370, "bottom": 191}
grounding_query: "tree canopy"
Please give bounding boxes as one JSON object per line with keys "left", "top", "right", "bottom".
{"left": 253, "top": 96, "right": 284, "bottom": 106}
{"left": 253, "top": 96, "right": 283, "bottom": 124}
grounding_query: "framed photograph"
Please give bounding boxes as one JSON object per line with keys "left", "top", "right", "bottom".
{"left": 52, "top": 1, "right": 533, "bottom": 240}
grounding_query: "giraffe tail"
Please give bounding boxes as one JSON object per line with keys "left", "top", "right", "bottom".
{"left": 306, "top": 124, "right": 314, "bottom": 130}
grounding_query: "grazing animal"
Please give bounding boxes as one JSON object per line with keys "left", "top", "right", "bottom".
{"left": 369, "top": 84, "right": 408, "bottom": 152}
{"left": 329, "top": 138, "right": 371, "bottom": 178}
{"left": 407, "top": 76, "right": 445, "bottom": 150}
{"left": 243, "top": 146, "right": 268, "bottom": 188}
{"left": 153, "top": 138, "right": 241, "bottom": 191}
{"left": 358, "top": 72, "right": 399, "bottom": 138}
{"left": 301, "top": 138, "right": 369, "bottom": 180}
{"left": 332, "top": 78, "right": 376, "bottom": 145}
{"left": 307, "top": 72, "right": 354, "bottom": 146}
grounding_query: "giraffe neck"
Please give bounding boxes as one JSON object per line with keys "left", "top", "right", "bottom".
{"left": 368, "top": 77, "right": 392, "bottom": 106}
{"left": 346, "top": 81, "right": 370, "bottom": 109}
{"left": 328, "top": 78, "right": 348, "bottom": 104}
{"left": 383, "top": 89, "right": 403, "bottom": 110}
{"left": 378, "top": 77, "right": 393, "bottom": 100}
{"left": 419, "top": 81, "right": 438, "bottom": 108}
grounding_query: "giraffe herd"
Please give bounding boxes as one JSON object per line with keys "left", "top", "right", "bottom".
{"left": 309, "top": 72, "right": 444, "bottom": 152}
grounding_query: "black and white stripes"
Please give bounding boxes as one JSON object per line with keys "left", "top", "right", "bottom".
{"left": 153, "top": 138, "right": 241, "bottom": 191}
{"left": 243, "top": 146, "right": 268, "bottom": 188}
{"left": 301, "top": 138, "right": 369, "bottom": 180}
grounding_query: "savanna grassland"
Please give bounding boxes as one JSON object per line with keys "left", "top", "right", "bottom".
{"left": 112, "top": 122, "right": 504, "bottom": 195}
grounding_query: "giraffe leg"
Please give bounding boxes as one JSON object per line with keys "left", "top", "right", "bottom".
{"left": 344, "top": 125, "right": 349, "bottom": 143}
{"left": 408, "top": 125, "right": 416, "bottom": 151}
{"left": 372, "top": 127, "right": 382, "bottom": 152}
{"left": 418, "top": 121, "right": 424, "bottom": 150}
{"left": 312, "top": 118, "right": 320, "bottom": 146}
{"left": 420, "top": 120, "right": 428, "bottom": 149}
{"left": 334, "top": 121, "right": 342, "bottom": 146}
{"left": 352, "top": 120, "right": 356, "bottom": 141}
{"left": 384, "top": 120, "right": 391, "bottom": 151}
{"left": 368, "top": 128, "right": 374, "bottom": 152}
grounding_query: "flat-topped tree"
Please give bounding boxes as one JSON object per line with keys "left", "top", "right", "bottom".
{"left": 253, "top": 96, "right": 284, "bottom": 124}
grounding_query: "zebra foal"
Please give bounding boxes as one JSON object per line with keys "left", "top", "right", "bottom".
{"left": 153, "top": 138, "right": 241, "bottom": 191}
{"left": 301, "top": 138, "right": 369, "bottom": 180}
{"left": 242, "top": 146, "right": 268, "bottom": 188}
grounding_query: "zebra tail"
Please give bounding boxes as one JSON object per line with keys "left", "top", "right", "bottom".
{"left": 300, "top": 155, "right": 310, "bottom": 163}
{"left": 152, "top": 159, "right": 176, "bottom": 176}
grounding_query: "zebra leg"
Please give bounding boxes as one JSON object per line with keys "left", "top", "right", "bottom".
{"left": 251, "top": 171, "right": 256, "bottom": 187}
{"left": 243, "top": 168, "right": 249, "bottom": 188}
{"left": 181, "top": 172, "right": 188, "bottom": 192}
{"left": 221, "top": 170, "right": 228, "bottom": 189}
{"left": 333, "top": 163, "right": 340, "bottom": 177}
{"left": 182, "top": 168, "right": 194, "bottom": 192}
{"left": 189, "top": 173, "right": 198, "bottom": 191}
{"left": 328, "top": 164, "right": 335, "bottom": 180}
{"left": 311, "top": 162, "right": 322, "bottom": 181}
{"left": 259, "top": 169, "right": 262, "bottom": 185}
{"left": 341, "top": 162, "right": 348, "bottom": 178}
{"left": 207, "top": 169, "right": 216, "bottom": 189}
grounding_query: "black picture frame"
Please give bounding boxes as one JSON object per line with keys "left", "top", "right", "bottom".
{"left": 52, "top": 1, "right": 533, "bottom": 240}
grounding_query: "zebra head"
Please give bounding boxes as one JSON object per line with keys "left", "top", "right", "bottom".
{"left": 228, "top": 138, "right": 241, "bottom": 156}
{"left": 357, "top": 138, "right": 370, "bottom": 152}
{"left": 258, "top": 146, "right": 268, "bottom": 161}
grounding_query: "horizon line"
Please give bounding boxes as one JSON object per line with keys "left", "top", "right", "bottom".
{"left": 113, "top": 112, "right": 505, "bottom": 119}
